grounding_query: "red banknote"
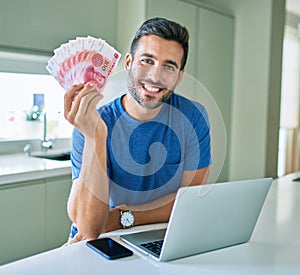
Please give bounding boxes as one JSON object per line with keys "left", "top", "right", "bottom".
{"left": 46, "top": 36, "right": 121, "bottom": 93}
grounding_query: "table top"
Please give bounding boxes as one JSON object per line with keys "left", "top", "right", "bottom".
{"left": 1, "top": 173, "right": 300, "bottom": 275}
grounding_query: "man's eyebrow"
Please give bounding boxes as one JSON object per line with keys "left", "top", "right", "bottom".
{"left": 140, "top": 53, "right": 155, "bottom": 59}
{"left": 140, "top": 53, "right": 179, "bottom": 69}
{"left": 165, "top": 59, "right": 179, "bottom": 69}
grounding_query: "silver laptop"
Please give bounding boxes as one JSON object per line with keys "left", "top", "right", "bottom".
{"left": 120, "top": 178, "right": 272, "bottom": 262}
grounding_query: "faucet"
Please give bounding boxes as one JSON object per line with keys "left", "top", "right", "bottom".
{"left": 41, "top": 112, "right": 53, "bottom": 151}
{"left": 23, "top": 144, "right": 32, "bottom": 156}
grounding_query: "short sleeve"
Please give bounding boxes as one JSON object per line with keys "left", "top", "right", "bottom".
{"left": 71, "top": 128, "right": 85, "bottom": 181}
{"left": 183, "top": 103, "right": 211, "bottom": 170}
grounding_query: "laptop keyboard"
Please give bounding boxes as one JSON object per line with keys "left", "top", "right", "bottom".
{"left": 141, "top": 240, "right": 164, "bottom": 256}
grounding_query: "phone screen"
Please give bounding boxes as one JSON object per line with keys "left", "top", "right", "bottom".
{"left": 86, "top": 238, "right": 133, "bottom": 260}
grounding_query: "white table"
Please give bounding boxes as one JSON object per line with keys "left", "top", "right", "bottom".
{"left": 1, "top": 173, "right": 300, "bottom": 275}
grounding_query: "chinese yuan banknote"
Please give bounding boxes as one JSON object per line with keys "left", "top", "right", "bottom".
{"left": 46, "top": 36, "right": 121, "bottom": 93}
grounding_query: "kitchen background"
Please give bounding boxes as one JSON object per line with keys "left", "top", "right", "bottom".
{"left": 0, "top": 0, "right": 290, "bottom": 182}
{"left": 1, "top": 0, "right": 299, "bottom": 265}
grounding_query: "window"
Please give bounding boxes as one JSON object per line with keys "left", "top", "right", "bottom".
{"left": 0, "top": 51, "right": 73, "bottom": 142}
{"left": 278, "top": 25, "right": 300, "bottom": 176}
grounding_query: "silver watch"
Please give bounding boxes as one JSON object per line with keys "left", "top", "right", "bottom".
{"left": 119, "top": 209, "right": 135, "bottom": 228}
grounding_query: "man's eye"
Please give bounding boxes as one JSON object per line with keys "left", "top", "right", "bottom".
{"left": 163, "top": 65, "right": 176, "bottom": 72}
{"left": 141, "top": 59, "right": 153, "bottom": 65}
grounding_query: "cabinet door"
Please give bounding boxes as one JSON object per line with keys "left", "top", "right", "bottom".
{"left": 0, "top": 0, "right": 117, "bottom": 52}
{"left": 146, "top": 0, "right": 197, "bottom": 76}
{"left": 45, "top": 175, "right": 72, "bottom": 249}
{"left": 197, "top": 8, "right": 234, "bottom": 182}
{"left": 0, "top": 180, "right": 46, "bottom": 265}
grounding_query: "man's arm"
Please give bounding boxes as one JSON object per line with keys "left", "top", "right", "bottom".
{"left": 67, "top": 133, "right": 109, "bottom": 241}
{"left": 103, "top": 166, "right": 210, "bottom": 233}
{"left": 64, "top": 84, "right": 109, "bottom": 241}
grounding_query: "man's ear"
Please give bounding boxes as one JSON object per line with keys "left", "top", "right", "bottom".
{"left": 124, "top": 53, "right": 132, "bottom": 71}
{"left": 176, "top": 69, "right": 185, "bottom": 86}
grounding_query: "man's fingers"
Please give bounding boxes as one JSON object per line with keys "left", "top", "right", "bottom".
{"left": 77, "top": 89, "right": 102, "bottom": 117}
{"left": 64, "top": 84, "right": 84, "bottom": 121}
{"left": 68, "top": 85, "right": 90, "bottom": 121}
{"left": 64, "top": 84, "right": 95, "bottom": 124}
{"left": 73, "top": 233, "right": 86, "bottom": 243}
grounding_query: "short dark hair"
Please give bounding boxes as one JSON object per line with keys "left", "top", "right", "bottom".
{"left": 130, "top": 17, "right": 189, "bottom": 70}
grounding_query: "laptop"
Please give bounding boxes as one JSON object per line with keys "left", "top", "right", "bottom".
{"left": 120, "top": 178, "right": 273, "bottom": 262}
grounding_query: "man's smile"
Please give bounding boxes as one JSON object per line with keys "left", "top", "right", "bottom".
{"left": 141, "top": 82, "right": 165, "bottom": 94}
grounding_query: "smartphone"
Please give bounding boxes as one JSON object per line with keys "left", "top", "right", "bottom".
{"left": 86, "top": 238, "right": 133, "bottom": 260}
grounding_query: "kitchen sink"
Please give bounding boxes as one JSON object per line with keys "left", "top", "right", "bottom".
{"left": 31, "top": 150, "right": 71, "bottom": 161}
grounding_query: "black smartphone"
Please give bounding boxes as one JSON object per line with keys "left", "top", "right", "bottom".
{"left": 86, "top": 238, "right": 133, "bottom": 260}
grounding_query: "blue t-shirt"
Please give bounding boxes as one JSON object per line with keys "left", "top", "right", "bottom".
{"left": 71, "top": 93, "right": 211, "bottom": 206}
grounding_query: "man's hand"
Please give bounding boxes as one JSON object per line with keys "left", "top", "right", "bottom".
{"left": 64, "top": 83, "right": 103, "bottom": 139}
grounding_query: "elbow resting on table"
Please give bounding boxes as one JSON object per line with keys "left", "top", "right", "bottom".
{"left": 67, "top": 179, "right": 109, "bottom": 240}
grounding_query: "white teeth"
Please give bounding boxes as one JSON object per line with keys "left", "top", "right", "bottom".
{"left": 144, "top": 84, "right": 160, "bottom": 93}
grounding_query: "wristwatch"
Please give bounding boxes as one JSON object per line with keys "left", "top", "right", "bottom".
{"left": 119, "top": 209, "right": 135, "bottom": 229}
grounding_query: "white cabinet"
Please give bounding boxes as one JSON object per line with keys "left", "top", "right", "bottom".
{"left": 0, "top": 0, "right": 118, "bottom": 52}
{"left": 0, "top": 180, "right": 46, "bottom": 265}
{"left": 196, "top": 8, "right": 234, "bottom": 182}
{"left": 46, "top": 175, "right": 72, "bottom": 250}
{"left": 0, "top": 174, "right": 72, "bottom": 265}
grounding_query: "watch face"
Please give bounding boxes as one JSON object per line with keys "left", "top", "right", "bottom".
{"left": 120, "top": 211, "right": 134, "bottom": 227}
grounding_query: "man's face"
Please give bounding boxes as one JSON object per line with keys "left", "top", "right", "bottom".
{"left": 125, "top": 35, "right": 184, "bottom": 109}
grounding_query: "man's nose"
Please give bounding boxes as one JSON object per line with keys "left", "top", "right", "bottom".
{"left": 147, "top": 65, "right": 161, "bottom": 81}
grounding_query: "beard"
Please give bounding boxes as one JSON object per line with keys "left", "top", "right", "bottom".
{"left": 127, "top": 68, "right": 176, "bottom": 109}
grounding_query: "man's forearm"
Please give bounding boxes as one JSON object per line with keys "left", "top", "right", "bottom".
{"left": 104, "top": 192, "right": 176, "bottom": 233}
{"left": 68, "top": 123, "right": 109, "bottom": 240}
{"left": 131, "top": 192, "right": 176, "bottom": 225}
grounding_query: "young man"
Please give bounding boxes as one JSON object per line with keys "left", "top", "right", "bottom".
{"left": 64, "top": 17, "right": 211, "bottom": 242}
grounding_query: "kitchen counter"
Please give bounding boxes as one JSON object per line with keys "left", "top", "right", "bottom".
{"left": 0, "top": 152, "right": 71, "bottom": 186}
{"left": 1, "top": 175, "right": 300, "bottom": 274}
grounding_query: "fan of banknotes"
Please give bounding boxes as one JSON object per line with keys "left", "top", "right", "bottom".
{"left": 46, "top": 36, "right": 121, "bottom": 94}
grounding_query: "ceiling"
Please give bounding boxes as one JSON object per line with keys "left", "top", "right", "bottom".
{"left": 286, "top": 0, "right": 300, "bottom": 17}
